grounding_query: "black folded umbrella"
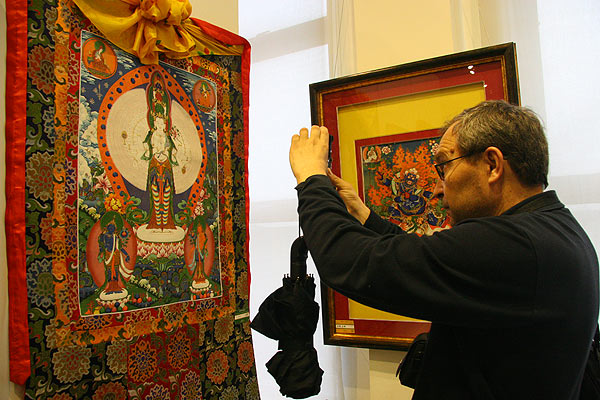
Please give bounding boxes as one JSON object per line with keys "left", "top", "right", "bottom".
{"left": 251, "top": 236, "right": 323, "bottom": 399}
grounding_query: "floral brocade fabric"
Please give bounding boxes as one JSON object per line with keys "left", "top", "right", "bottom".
{"left": 21, "top": 1, "right": 258, "bottom": 398}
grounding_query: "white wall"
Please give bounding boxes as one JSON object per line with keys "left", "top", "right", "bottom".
{"left": 352, "top": 0, "right": 457, "bottom": 72}
{"left": 191, "top": 0, "right": 238, "bottom": 34}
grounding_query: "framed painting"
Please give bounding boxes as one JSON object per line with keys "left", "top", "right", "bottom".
{"left": 309, "top": 43, "right": 520, "bottom": 350}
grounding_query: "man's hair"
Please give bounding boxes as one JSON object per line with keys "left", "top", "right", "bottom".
{"left": 441, "top": 100, "right": 549, "bottom": 188}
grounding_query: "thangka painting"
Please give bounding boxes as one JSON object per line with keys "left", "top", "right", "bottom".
{"left": 356, "top": 130, "right": 451, "bottom": 235}
{"left": 6, "top": 1, "right": 259, "bottom": 399}
{"left": 78, "top": 30, "right": 221, "bottom": 314}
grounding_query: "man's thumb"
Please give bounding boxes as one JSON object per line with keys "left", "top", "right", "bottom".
{"left": 327, "top": 168, "right": 340, "bottom": 185}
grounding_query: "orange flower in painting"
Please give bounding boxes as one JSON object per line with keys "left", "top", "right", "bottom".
{"left": 180, "top": 370, "right": 203, "bottom": 400}
{"left": 214, "top": 314, "right": 234, "bottom": 343}
{"left": 28, "top": 45, "right": 55, "bottom": 95}
{"left": 92, "top": 382, "right": 128, "bottom": 400}
{"left": 237, "top": 341, "right": 255, "bottom": 373}
{"left": 167, "top": 330, "right": 191, "bottom": 370}
{"left": 106, "top": 340, "right": 128, "bottom": 375}
{"left": 128, "top": 339, "right": 158, "bottom": 382}
{"left": 52, "top": 345, "right": 92, "bottom": 383}
{"left": 206, "top": 349, "right": 229, "bottom": 384}
{"left": 104, "top": 193, "right": 125, "bottom": 214}
{"left": 25, "top": 151, "right": 55, "bottom": 202}
{"left": 411, "top": 142, "right": 437, "bottom": 184}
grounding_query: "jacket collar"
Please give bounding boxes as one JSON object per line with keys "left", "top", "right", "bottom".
{"left": 502, "top": 190, "right": 564, "bottom": 216}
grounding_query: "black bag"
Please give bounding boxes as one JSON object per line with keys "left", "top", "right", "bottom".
{"left": 580, "top": 326, "right": 600, "bottom": 399}
{"left": 395, "top": 327, "right": 600, "bottom": 396}
{"left": 396, "top": 332, "right": 428, "bottom": 389}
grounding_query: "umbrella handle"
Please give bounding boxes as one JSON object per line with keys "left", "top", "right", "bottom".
{"left": 290, "top": 236, "right": 308, "bottom": 279}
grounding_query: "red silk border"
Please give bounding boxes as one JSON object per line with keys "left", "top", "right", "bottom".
{"left": 6, "top": 0, "right": 30, "bottom": 386}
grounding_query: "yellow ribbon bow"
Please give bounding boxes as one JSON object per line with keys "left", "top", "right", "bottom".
{"left": 74, "top": 0, "right": 242, "bottom": 64}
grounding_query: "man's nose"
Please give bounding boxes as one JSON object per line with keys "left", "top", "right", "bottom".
{"left": 432, "top": 178, "right": 444, "bottom": 198}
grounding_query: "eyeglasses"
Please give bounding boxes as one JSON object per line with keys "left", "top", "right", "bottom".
{"left": 434, "top": 152, "right": 476, "bottom": 181}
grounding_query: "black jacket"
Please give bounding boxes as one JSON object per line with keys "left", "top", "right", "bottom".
{"left": 297, "top": 175, "right": 599, "bottom": 399}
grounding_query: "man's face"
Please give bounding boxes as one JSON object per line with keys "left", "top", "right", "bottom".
{"left": 433, "top": 125, "right": 493, "bottom": 224}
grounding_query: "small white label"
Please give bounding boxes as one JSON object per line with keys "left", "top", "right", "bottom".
{"left": 335, "top": 320, "right": 355, "bottom": 333}
{"left": 235, "top": 312, "right": 250, "bottom": 320}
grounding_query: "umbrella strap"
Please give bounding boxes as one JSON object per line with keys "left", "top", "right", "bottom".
{"left": 278, "top": 338, "right": 314, "bottom": 352}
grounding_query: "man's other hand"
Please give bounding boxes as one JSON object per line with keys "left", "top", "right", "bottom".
{"left": 327, "top": 169, "right": 371, "bottom": 224}
{"left": 290, "top": 126, "right": 330, "bottom": 184}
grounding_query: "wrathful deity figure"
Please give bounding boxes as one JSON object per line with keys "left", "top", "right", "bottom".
{"left": 389, "top": 168, "right": 433, "bottom": 217}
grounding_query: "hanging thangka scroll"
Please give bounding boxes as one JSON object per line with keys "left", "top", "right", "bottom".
{"left": 6, "top": 1, "right": 258, "bottom": 398}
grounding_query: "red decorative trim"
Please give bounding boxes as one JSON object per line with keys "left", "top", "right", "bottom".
{"left": 6, "top": 0, "right": 30, "bottom": 385}
{"left": 190, "top": 19, "right": 252, "bottom": 296}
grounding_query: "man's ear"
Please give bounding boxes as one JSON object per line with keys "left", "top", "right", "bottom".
{"left": 483, "top": 146, "right": 505, "bottom": 184}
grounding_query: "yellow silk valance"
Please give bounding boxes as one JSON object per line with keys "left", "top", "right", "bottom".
{"left": 73, "top": 0, "right": 243, "bottom": 64}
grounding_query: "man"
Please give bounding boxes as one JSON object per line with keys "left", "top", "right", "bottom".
{"left": 289, "top": 100, "right": 599, "bottom": 399}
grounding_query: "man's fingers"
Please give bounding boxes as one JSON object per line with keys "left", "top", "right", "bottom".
{"left": 290, "top": 125, "right": 330, "bottom": 184}
{"left": 327, "top": 169, "right": 344, "bottom": 184}
{"left": 295, "top": 126, "right": 329, "bottom": 144}
{"left": 327, "top": 169, "right": 340, "bottom": 189}
{"left": 299, "top": 127, "right": 309, "bottom": 139}
{"left": 293, "top": 125, "right": 329, "bottom": 152}
{"left": 313, "top": 125, "right": 329, "bottom": 145}
{"left": 327, "top": 169, "right": 350, "bottom": 191}
{"left": 310, "top": 125, "right": 320, "bottom": 138}
{"left": 292, "top": 127, "right": 309, "bottom": 144}
{"left": 327, "top": 168, "right": 338, "bottom": 182}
